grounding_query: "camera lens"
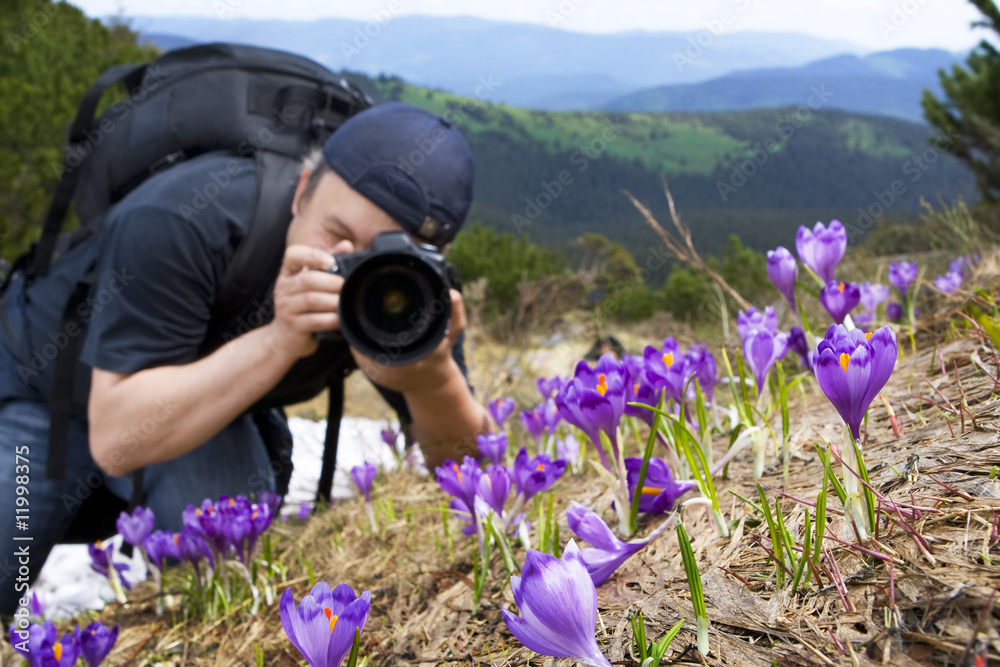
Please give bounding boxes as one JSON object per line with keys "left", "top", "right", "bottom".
{"left": 356, "top": 264, "right": 432, "bottom": 339}
{"left": 335, "top": 233, "right": 453, "bottom": 366}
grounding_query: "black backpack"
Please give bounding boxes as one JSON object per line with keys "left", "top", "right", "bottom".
{"left": 0, "top": 43, "right": 372, "bottom": 536}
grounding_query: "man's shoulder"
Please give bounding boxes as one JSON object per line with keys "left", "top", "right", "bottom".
{"left": 105, "top": 151, "right": 260, "bottom": 240}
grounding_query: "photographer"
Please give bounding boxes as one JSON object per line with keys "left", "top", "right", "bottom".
{"left": 0, "top": 102, "right": 489, "bottom": 615}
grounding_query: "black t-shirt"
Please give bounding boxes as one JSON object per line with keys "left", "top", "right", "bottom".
{"left": 0, "top": 151, "right": 467, "bottom": 423}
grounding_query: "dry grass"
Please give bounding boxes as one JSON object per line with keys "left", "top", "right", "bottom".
{"left": 6, "top": 274, "right": 1000, "bottom": 667}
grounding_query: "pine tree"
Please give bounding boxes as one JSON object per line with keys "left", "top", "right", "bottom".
{"left": 0, "top": 1, "right": 154, "bottom": 260}
{"left": 922, "top": 0, "right": 1000, "bottom": 201}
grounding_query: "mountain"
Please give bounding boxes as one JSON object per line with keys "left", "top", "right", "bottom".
{"left": 604, "top": 48, "right": 965, "bottom": 123}
{"left": 129, "top": 15, "right": 861, "bottom": 110}
{"left": 371, "top": 78, "right": 974, "bottom": 276}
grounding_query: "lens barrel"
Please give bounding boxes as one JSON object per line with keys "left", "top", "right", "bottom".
{"left": 335, "top": 233, "right": 452, "bottom": 366}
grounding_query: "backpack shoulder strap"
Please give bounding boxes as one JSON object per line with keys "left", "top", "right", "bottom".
{"left": 29, "top": 63, "right": 147, "bottom": 282}
{"left": 207, "top": 150, "right": 301, "bottom": 335}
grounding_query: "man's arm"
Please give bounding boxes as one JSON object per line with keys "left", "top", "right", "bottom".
{"left": 403, "top": 359, "right": 490, "bottom": 469}
{"left": 88, "top": 245, "right": 341, "bottom": 475}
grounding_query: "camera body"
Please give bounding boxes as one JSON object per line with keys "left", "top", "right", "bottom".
{"left": 320, "top": 231, "right": 453, "bottom": 366}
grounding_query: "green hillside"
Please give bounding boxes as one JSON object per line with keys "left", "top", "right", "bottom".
{"left": 371, "top": 77, "right": 974, "bottom": 278}
{"left": 378, "top": 78, "right": 746, "bottom": 175}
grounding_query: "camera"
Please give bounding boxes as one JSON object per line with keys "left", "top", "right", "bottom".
{"left": 317, "top": 231, "right": 453, "bottom": 366}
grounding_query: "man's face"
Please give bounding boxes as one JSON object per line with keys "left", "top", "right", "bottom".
{"left": 286, "top": 167, "right": 407, "bottom": 255}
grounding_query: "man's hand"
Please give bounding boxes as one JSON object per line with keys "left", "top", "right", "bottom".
{"left": 349, "top": 288, "right": 467, "bottom": 394}
{"left": 264, "top": 241, "right": 354, "bottom": 361}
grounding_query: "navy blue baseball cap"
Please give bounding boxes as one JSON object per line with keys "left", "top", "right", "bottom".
{"left": 321, "top": 102, "right": 475, "bottom": 247}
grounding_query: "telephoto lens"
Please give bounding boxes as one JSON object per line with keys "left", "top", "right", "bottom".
{"left": 321, "top": 231, "right": 452, "bottom": 365}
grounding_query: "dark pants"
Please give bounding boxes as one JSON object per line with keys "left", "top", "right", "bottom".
{"left": 0, "top": 399, "right": 276, "bottom": 615}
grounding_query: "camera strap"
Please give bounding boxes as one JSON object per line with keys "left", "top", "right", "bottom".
{"left": 315, "top": 375, "right": 344, "bottom": 505}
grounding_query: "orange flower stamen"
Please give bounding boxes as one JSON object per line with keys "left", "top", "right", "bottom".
{"left": 865, "top": 331, "right": 872, "bottom": 340}
{"left": 838, "top": 282, "right": 846, "bottom": 293}
{"left": 453, "top": 463, "right": 461, "bottom": 482}
{"left": 840, "top": 352, "right": 851, "bottom": 372}
{"left": 596, "top": 373, "right": 608, "bottom": 396}
{"left": 324, "top": 608, "right": 338, "bottom": 633}
{"left": 663, "top": 352, "right": 674, "bottom": 368}
{"left": 641, "top": 487, "right": 662, "bottom": 496}
{"left": 53, "top": 643, "right": 62, "bottom": 661}
{"left": 535, "top": 463, "right": 545, "bottom": 472}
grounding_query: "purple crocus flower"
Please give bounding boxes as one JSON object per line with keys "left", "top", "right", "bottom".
{"left": 489, "top": 397, "right": 516, "bottom": 428}
{"left": 258, "top": 490, "right": 283, "bottom": 516}
{"left": 624, "top": 457, "right": 693, "bottom": 514}
{"left": 788, "top": 327, "right": 813, "bottom": 370}
{"left": 643, "top": 338, "right": 686, "bottom": 404}
{"left": 819, "top": 281, "right": 861, "bottom": 325}
{"left": 622, "top": 353, "right": 659, "bottom": 425}
{"left": 477, "top": 432, "right": 508, "bottom": 465}
{"left": 887, "top": 302, "right": 903, "bottom": 322}
{"left": 889, "top": 260, "right": 918, "bottom": 302}
{"left": 855, "top": 282, "right": 890, "bottom": 323}
{"left": 116, "top": 506, "right": 155, "bottom": 547}
{"left": 380, "top": 428, "right": 399, "bottom": 452}
{"left": 520, "top": 406, "right": 546, "bottom": 446}
{"left": 350, "top": 462, "right": 377, "bottom": 503}
{"left": 143, "top": 530, "right": 178, "bottom": 573}
{"left": 88, "top": 541, "right": 131, "bottom": 589}
{"left": 767, "top": 246, "right": 798, "bottom": 308}
{"left": 475, "top": 464, "right": 512, "bottom": 515}
{"left": 796, "top": 220, "right": 847, "bottom": 283}
{"left": 511, "top": 448, "right": 566, "bottom": 502}
{"left": 436, "top": 456, "right": 482, "bottom": 515}
{"left": 297, "top": 502, "right": 312, "bottom": 520}
{"left": 173, "top": 528, "right": 215, "bottom": 578}
{"left": 280, "top": 582, "right": 371, "bottom": 667}
{"left": 15, "top": 622, "right": 80, "bottom": 667}
{"left": 555, "top": 354, "right": 629, "bottom": 470}
{"left": 814, "top": 324, "right": 897, "bottom": 441}
{"left": 540, "top": 398, "right": 561, "bottom": 435}
{"left": 537, "top": 375, "right": 565, "bottom": 399}
{"left": 501, "top": 541, "right": 613, "bottom": 667}
{"left": 949, "top": 255, "right": 978, "bottom": 275}
{"left": 555, "top": 433, "right": 580, "bottom": 463}
{"left": 566, "top": 501, "right": 675, "bottom": 586}
{"left": 934, "top": 271, "right": 962, "bottom": 293}
{"left": 743, "top": 330, "right": 788, "bottom": 396}
{"left": 183, "top": 499, "right": 223, "bottom": 554}
{"left": 75, "top": 621, "right": 119, "bottom": 667}
{"left": 737, "top": 306, "right": 778, "bottom": 339}
{"left": 448, "top": 498, "right": 477, "bottom": 536}
{"left": 683, "top": 345, "right": 718, "bottom": 403}
{"left": 28, "top": 591, "right": 45, "bottom": 619}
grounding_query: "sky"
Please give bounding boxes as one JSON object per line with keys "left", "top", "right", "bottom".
{"left": 68, "top": 0, "right": 991, "bottom": 53}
